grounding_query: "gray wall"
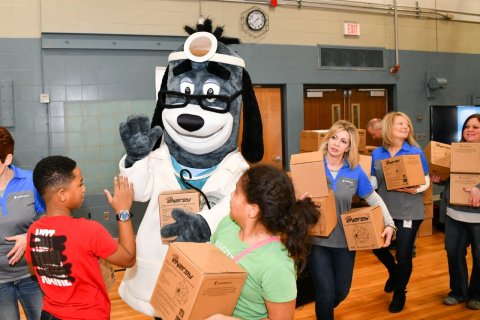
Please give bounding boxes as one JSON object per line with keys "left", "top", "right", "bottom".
{"left": 1, "top": 34, "right": 479, "bottom": 230}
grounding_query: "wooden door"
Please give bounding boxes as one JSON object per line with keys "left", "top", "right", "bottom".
{"left": 350, "top": 89, "right": 388, "bottom": 146}
{"left": 304, "top": 87, "right": 388, "bottom": 146}
{"left": 239, "top": 87, "right": 283, "bottom": 169}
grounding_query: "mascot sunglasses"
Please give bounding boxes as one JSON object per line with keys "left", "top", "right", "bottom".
{"left": 159, "top": 90, "right": 242, "bottom": 114}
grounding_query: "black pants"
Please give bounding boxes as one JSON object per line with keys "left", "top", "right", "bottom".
{"left": 373, "top": 219, "right": 422, "bottom": 292}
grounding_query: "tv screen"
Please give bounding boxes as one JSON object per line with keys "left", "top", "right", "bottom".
{"left": 430, "top": 105, "right": 480, "bottom": 144}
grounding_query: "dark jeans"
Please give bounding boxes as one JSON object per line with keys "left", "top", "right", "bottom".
{"left": 445, "top": 215, "right": 480, "bottom": 301}
{"left": 307, "top": 245, "right": 356, "bottom": 320}
{"left": 40, "top": 311, "right": 61, "bottom": 320}
{"left": 0, "top": 275, "right": 43, "bottom": 320}
{"left": 372, "top": 219, "right": 422, "bottom": 292}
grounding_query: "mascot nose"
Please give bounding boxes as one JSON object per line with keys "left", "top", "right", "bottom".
{"left": 177, "top": 114, "right": 205, "bottom": 132}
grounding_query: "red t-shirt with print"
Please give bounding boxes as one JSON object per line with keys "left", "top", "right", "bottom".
{"left": 26, "top": 215, "right": 118, "bottom": 320}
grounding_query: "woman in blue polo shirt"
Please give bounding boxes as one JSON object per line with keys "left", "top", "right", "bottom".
{"left": 307, "top": 120, "right": 396, "bottom": 320}
{"left": 370, "top": 111, "right": 430, "bottom": 313}
{"left": 432, "top": 113, "right": 480, "bottom": 310}
{"left": 0, "top": 127, "right": 45, "bottom": 320}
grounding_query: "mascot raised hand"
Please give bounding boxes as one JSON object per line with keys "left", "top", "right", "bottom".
{"left": 117, "top": 19, "right": 263, "bottom": 316}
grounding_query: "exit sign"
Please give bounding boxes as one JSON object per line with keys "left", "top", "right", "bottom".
{"left": 344, "top": 22, "right": 360, "bottom": 36}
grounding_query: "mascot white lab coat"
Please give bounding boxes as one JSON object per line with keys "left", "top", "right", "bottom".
{"left": 118, "top": 141, "right": 248, "bottom": 315}
{"left": 117, "top": 20, "right": 263, "bottom": 316}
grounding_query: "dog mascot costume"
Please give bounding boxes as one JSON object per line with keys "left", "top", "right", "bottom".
{"left": 117, "top": 20, "right": 263, "bottom": 316}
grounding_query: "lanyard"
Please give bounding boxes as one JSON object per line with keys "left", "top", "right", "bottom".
{"left": 233, "top": 235, "right": 281, "bottom": 263}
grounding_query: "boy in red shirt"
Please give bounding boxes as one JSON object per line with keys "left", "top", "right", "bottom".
{"left": 25, "top": 155, "right": 136, "bottom": 320}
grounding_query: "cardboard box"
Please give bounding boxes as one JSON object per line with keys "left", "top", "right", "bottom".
{"left": 99, "top": 258, "right": 115, "bottom": 291}
{"left": 151, "top": 242, "right": 247, "bottom": 320}
{"left": 357, "top": 129, "right": 366, "bottom": 152}
{"left": 381, "top": 154, "right": 426, "bottom": 190}
{"left": 299, "top": 128, "right": 365, "bottom": 153}
{"left": 358, "top": 154, "right": 372, "bottom": 178}
{"left": 299, "top": 130, "right": 328, "bottom": 152}
{"left": 423, "top": 141, "right": 451, "bottom": 180}
{"left": 417, "top": 218, "right": 433, "bottom": 237}
{"left": 449, "top": 173, "right": 480, "bottom": 206}
{"left": 290, "top": 151, "right": 329, "bottom": 198}
{"left": 309, "top": 189, "right": 337, "bottom": 237}
{"left": 424, "top": 202, "right": 433, "bottom": 219}
{"left": 450, "top": 143, "right": 480, "bottom": 173}
{"left": 158, "top": 190, "right": 201, "bottom": 243}
{"left": 364, "top": 145, "right": 376, "bottom": 156}
{"left": 341, "top": 206, "right": 385, "bottom": 250}
{"left": 423, "top": 185, "right": 433, "bottom": 204}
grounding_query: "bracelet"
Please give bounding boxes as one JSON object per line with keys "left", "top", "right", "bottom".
{"left": 387, "top": 225, "right": 397, "bottom": 236}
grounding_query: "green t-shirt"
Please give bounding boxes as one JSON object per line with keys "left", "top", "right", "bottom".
{"left": 211, "top": 216, "right": 296, "bottom": 320}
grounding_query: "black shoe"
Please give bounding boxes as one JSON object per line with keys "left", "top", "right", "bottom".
{"left": 389, "top": 291, "right": 406, "bottom": 313}
{"left": 384, "top": 276, "right": 395, "bottom": 293}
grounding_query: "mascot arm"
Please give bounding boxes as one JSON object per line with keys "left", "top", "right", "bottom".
{"left": 119, "top": 154, "right": 155, "bottom": 203}
{"left": 119, "top": 115, "right": 162, "bottom": 168}
{"left": 160, "top": 194, "right": 231, "bottom": 243}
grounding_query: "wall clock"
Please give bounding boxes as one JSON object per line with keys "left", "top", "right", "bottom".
{"left": 241, "top": 7, "right": 269, "bottom": 38}
{"left": 246, "top": 9, "right": 267, "bottom": 31}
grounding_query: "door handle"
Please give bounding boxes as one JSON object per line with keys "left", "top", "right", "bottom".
{"left": 273, "top": 156, "right": 282, "bottom": 163}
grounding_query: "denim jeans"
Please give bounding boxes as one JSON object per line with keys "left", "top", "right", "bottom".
{"left": 445, "top": 215, "right": 480, "bottom": 301}
{"left": 307, "top": 245, "right": 356, "bottom": 320}
{"left": 372, "top": 219, "right": 422, "bottom": 293}
{"left": 0, "top": 275, "right": 43, "bottom": 320}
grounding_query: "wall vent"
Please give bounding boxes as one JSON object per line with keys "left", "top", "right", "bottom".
{"left": 318, "top": 46, "right": 385, "bottom": 69}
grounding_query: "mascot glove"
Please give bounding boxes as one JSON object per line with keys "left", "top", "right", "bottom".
{"left": 120, "top": 115, "right": 162, "bottom": 168}
{"left": 161, "top": 209, "right": 211, "bottom": 243}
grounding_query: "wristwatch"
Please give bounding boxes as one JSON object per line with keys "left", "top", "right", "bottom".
{"left": 116, "top": 210, "right": 132, "bottom": 222}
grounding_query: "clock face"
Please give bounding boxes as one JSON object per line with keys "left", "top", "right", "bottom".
{"left": 247, "top": 10, "right": 266, "bottom": 31}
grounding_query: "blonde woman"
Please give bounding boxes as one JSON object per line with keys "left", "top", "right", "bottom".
{"left": 370, "top": 112, "right": 430, "bottom": 313}
{"left": 307, "top": 120, "right": 395, "bottom": 320}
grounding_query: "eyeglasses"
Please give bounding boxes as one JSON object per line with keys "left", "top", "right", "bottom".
{"left": 159, "top": 90, "right": 242, "bottom": 114}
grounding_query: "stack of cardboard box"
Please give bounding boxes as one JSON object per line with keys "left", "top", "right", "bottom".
{"left": 418, "top": 141, "right": 452, "bottom": 237}
{"left": 418, "top": 185, "right": 433, "bottom": 237}
{"left": 449, "top": 143, "right": 480, "bottom": 206}
{"left": 299, "top": 129, "right": 366, "bottom": 153}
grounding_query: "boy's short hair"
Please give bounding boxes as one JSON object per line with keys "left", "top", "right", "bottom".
{"left": 34, "top": 155, "right": 77, "bottom": 196}
{"left": 0, "top": 127, "right": 14, "bottom": 163}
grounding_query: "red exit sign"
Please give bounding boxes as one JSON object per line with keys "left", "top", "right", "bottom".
{"left": 344, "top": 22, "right": 360, "bottom": 36}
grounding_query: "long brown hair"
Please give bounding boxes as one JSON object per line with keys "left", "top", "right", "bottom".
{"left": 239, "top": 165, "right": 318, "bottom": 272}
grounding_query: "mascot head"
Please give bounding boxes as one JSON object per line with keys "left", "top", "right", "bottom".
{"left": 151, "top": 20, "right": 263, "bottom": 168}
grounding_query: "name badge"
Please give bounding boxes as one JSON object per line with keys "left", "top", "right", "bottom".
{"left": 403, "top": 220, "right": 412, "bottom": 228}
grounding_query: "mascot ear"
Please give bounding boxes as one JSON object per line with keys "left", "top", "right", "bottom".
{"left": 151, "top": 65, "right": 169, "bottom": 150}
{"left": 241, "top": 69, "right": 264, "bottom": 163}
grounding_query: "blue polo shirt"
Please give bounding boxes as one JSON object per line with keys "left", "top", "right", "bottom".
{"left": 371, "top": 142, "right": 429, "bottom": 220}
{"left": 0, "top": 165, "right": 45, "bottom": 283}
{"left": 310, "top": 157, "right": 373, "bottom": 248}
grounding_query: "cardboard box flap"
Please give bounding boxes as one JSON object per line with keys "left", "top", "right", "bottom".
{"left": 173, "top": 243, "right": 246, "bottom": 274}
{"left": 343, "top": 205, "right": 380, "bottom": 215}
{"left": 290, "top": 151, "right": 324, "bottom": 164}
